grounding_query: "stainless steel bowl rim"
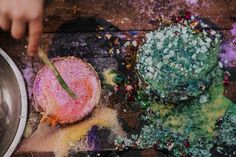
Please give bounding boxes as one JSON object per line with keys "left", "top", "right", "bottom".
{"left": 0, "top": 49, "right": 27, "bottom": 157}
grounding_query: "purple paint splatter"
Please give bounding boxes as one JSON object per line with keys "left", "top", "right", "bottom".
{"left": 22, "top": 62, "right": 34, "bottom": 99}
{"left": 219, "top": 23, "right": 236, "bottom": 68}
{"left": 220, "top": 44, "right": 236, "bottom": 68}
{"left": 231, "top": 23, "right": 236, "bottom": 36}
{"left": 87, "top": 125, "right": 100, "bottom": 150}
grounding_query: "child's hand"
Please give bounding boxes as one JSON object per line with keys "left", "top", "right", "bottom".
{"left": 0, "top": 0, "right": 44, "bottom": 56}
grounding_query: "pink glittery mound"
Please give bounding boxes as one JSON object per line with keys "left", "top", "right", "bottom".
{"left": 33, "top": 57, "right": 101, "bottom": 124}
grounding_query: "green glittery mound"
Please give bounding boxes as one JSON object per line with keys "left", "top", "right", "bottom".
{"left": 136, "top": 24, "right": 221, "bottom": 103}
{"left": 115, "top": 80, "right": 236, "bottom": 157}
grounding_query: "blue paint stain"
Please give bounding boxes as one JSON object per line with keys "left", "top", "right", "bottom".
{"left": 128, "top": 31, "right": 139, "bottom": 36}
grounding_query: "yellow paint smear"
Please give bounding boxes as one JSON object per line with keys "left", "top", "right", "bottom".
{"left": 19, "top": 107, "right": 126, "bottom": 157}
{"left": 150, "top": 84, "right": 231, "bottom": 139}
{"left": 200, "top": 93, "right": 230, "bottom": 135}
{"left": 150, "top": 102, "right": 174, "bottom": 117}
{"left": 103, "top": 69, "right": 117, "bottom": 86}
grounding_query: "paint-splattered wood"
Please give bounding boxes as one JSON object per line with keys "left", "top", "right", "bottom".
{"left": 1, "top": 29, "right": 236, "bottom": 157}
{"left": 0, "top": 0, "right": 236, "bottom": 156}
{"left": 43, "top": 0, "right": 236, "bottom": 32}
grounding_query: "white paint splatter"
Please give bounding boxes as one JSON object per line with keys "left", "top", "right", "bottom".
{"left": 185, "top": 0, "right": 198, "bottom": 6}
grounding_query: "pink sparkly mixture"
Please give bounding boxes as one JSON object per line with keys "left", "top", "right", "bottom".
{"left": 33, "top": 57, "right": 101, "bottom": 124}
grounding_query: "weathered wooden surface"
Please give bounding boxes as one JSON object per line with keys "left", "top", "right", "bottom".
{"left": 0, "top": 0, "right": 236, "bottom": 157}
{"left": 43, "top": 0, "right": 236, "bottom": 32}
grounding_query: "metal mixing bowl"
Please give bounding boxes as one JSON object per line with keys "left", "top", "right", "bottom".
{"left": 0, "top": 49, "right": 27, "bottom": 157}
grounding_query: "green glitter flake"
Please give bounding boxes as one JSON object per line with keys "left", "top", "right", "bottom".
{"left": 217, "top": 104, "right": 236, "bottom": 146}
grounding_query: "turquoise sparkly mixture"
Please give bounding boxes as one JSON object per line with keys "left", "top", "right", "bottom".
{"left": 136, "top": 23, "right": 221, "bottom": 103}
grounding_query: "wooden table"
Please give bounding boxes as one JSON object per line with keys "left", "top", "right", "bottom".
{"left": 0, "top": 0, "right": 236, "bottom": 156}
